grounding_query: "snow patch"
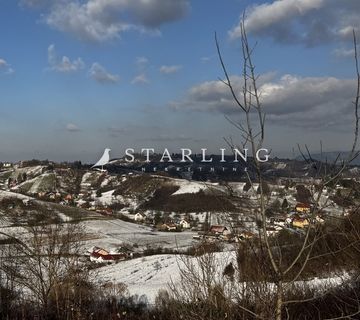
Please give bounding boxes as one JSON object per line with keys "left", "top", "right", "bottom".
{"left": 172, "top": 181, "right": 207, "bottom": 195}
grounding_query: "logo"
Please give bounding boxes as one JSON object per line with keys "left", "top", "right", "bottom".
{"left": 123, "top": 148, "right": 270, "bottom": 163}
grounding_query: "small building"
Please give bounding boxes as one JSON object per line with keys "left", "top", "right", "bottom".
{"left": 134, "top": 212, "right": 146, "bottom": 222}
{"left": 270, "top": 216, "right": 288, "bottom": 227}
{"left": 165, "top": 223, "right": 177, "bottom": 231}
{"left": 209, "top": 225, "right": 230, "bottom": 236}
{"left": 295, "top": 203, "right": 311, "bottom": 214}
{"left": 89, "top": 246, "right": 132, "bottom": 263}
{"left": 97, "top": 207, "right": 113, "bottom": 215}
{"left": 160, "top": 223, "right": 177, "bottom": 231}
{"left": 2, "top": 163, "right": 12, "bottom": 168}
{"left": 292, "top": 217, "right": 309, "bottom": 229}
{"left": 315, "top": 215, "right": 325, "bottom": 224}
{"left": 266, "top": 227, "right": 279, "bottom": 237}
{"left": 238, "top": 231, "right": 255, "bottom": 240}
{"left": 64, "top": 194, "right": 73, "bottom": 201}
{"left": 48, "top": 193, "right": 56, "bottom": 200}
{"left": 179, "top": 219, "right": 191, "bottom": 229}
{"left": 22, "top": 199, "right": 33, "bottom": 206}
{"left": 38, "top": 192, "right": 46, "bottom": 198}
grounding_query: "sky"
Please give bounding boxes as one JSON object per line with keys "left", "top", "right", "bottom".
{"left": 1, "top": 0, "right": 360, "bottom": 162}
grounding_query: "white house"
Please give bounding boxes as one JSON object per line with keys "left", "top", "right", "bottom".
{"left": 1, "top": 162, "right": 12, "bottom": 168}
{"left": 134, "top": 212, "right": 145, "bottom": 222}
{"left": 179, "top": 219, "right": 191, "bottom": 229}
{"left": 266, "top": 227, "right": 279, "bottom": 237}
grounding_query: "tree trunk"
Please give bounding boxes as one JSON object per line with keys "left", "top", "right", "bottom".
{"left": 275, "top": 282, "right": 283, "bottom": 320}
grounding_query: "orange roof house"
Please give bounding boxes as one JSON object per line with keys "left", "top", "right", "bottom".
{"left": 292, "top": 217, "right": 309, "bottom": 229}
{"left": 295, "top": 202, "right": 311, "bottom": 213}
{"left": 89, "top": 246, "right": 131, "bottom": 262}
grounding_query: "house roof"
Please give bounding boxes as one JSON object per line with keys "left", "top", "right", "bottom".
{"left": 135, "top": 212, "right": 145, "bottom": 217}
{"left": 90, "top": 246, "right": 129, "bottom": 260}
{"left": 209, "top": 225, "right": 228, "bottom": 233}
{"left": 240, "top": 231, "right": 254, "bottom": 237}
{"left": 91, "top": 247, "right": 110, "bottom": 256}
{"left": 296, "top": 202, "right": 311, "bottom": 208}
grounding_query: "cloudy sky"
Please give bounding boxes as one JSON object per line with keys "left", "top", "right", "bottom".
{"left": 1, "top": 0, "right": 360, "bottom": 162}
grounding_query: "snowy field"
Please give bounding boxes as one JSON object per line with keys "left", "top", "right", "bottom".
{"left": 84, "top": 219, "right": 198, "bottom": 251}
{"left": 93, "top": 251, "right": 350, "bottom": 305}
{"left": 93, "top": 251, "right": 237, "bottom": 304}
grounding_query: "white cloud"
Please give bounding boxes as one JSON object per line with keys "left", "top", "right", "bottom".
{"left": 200, "top": 56, "right": 211, "bottom": 63}
{"left": 333, "top": 47, "right": 358, "bottom": 58}
{"left": 136, "top": 56, "right": 149, "bottom": 67}
{"left": 132, "top": 57, "right": 149, "bottom": 84}
{"left": 47, "top": 44, "right": 84, "bottom": 73}
{"left": 89, "top": 62, "right": 119, "bottom": 84}
{"left": 171, "top": 73, "right": 357, "bottom": 129}
{"left": 66, "top": 123, "right": 80, "bottom": 132}
{"left": 42, "top": 0, "right": 190, "bottom": 42}
{"left": 160, "top": 65, "right": 182, "bottom": 74}
{"left": 131, "top": 73, "right": 149, "bottom": 84}
{"left": 230, "top": 0, "right": 360, "bottom": 46}
{"left": 0, "top": 58, "right": 14, "bottom": 75}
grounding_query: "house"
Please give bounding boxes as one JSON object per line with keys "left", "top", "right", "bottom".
{"left": 48, "top": 193, "right": 56, "bottom": 200}
{"left": 165, "top": 223, "right": 177, "bottom": 231}
{"left": 270, "top": 216, "right": 287, "bottom": 227}
{"left": 238, "top": 231, "right": 255, "bottom": 240}
{"left": 315, "top": 215, "right": 325, "bottom": 224}
{"left": 64, "top": 194, "right": 73, "bottom": 201}
{"left": 22, "top": 199, "right": 33, "bottom": 206}
{"left": 295, "top": 202, "right": 311, "bottom": 214}
{"left": 292, "top": 217, "right": 309, "bottom": 229}
{"left": 38, "top": 192, "right": 46, "bottom": 198}
{"left": 209, "top": 225, "right": 230, "bottom": 236}
{"left": 160, "top": 223, "right": 177, "bottom": 231}
{"left": 134, "top": 212, "right": 146, "bottom": 222}
{"left": 285, "top": 217, "right": 293, "bottom": 226}
{"left": 179, "top": 219, "right": 191, "bottom": 229}
{"left": 96, "top": 207, "right": 113, "bottom": 215}
{"left": 208, "top": 225, "right": 232, "bottom": 241}
{"left": 266, "top": 227, "right": 279, "bottom": 237}
{"left": 103, "top": 207, "right": 113, "bottom": 215}
{"left": 89, "top": 246, "right": 132, "bottom": 263}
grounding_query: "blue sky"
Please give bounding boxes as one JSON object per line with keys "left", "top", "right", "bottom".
{"left": 1, "top": 0, "right": 360, "bottom": 162}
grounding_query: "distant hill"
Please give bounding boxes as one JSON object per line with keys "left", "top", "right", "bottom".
{"left": 296, "top": 151, "right": 360, "bottom": 166}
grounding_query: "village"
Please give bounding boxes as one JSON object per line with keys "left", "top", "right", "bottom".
{"left": 0, "top": 161, "right": 347, "bottom": 264}
{"left": 0, "top": 160, "right": 355, "bottom": 266}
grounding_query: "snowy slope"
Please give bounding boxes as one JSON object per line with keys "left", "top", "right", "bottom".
{"left": 93, "top": 251, "right": 236, "bottom": 304}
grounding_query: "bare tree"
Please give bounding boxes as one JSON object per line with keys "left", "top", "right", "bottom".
{"left": 162, "top": 16, "right": 360, "bottom": 320}
{"left": 0, "top": 222, "right": 92, "bottom": 318}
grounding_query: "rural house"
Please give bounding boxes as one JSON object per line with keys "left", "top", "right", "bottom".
{"left": 295, "top": 202, "right": 311, "bottom": 214}
{"left": 134, "top": 212, "right": 146, "bottom": 222}
{"left": 179, "top": 219, "right": 191, "bottom": 229}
